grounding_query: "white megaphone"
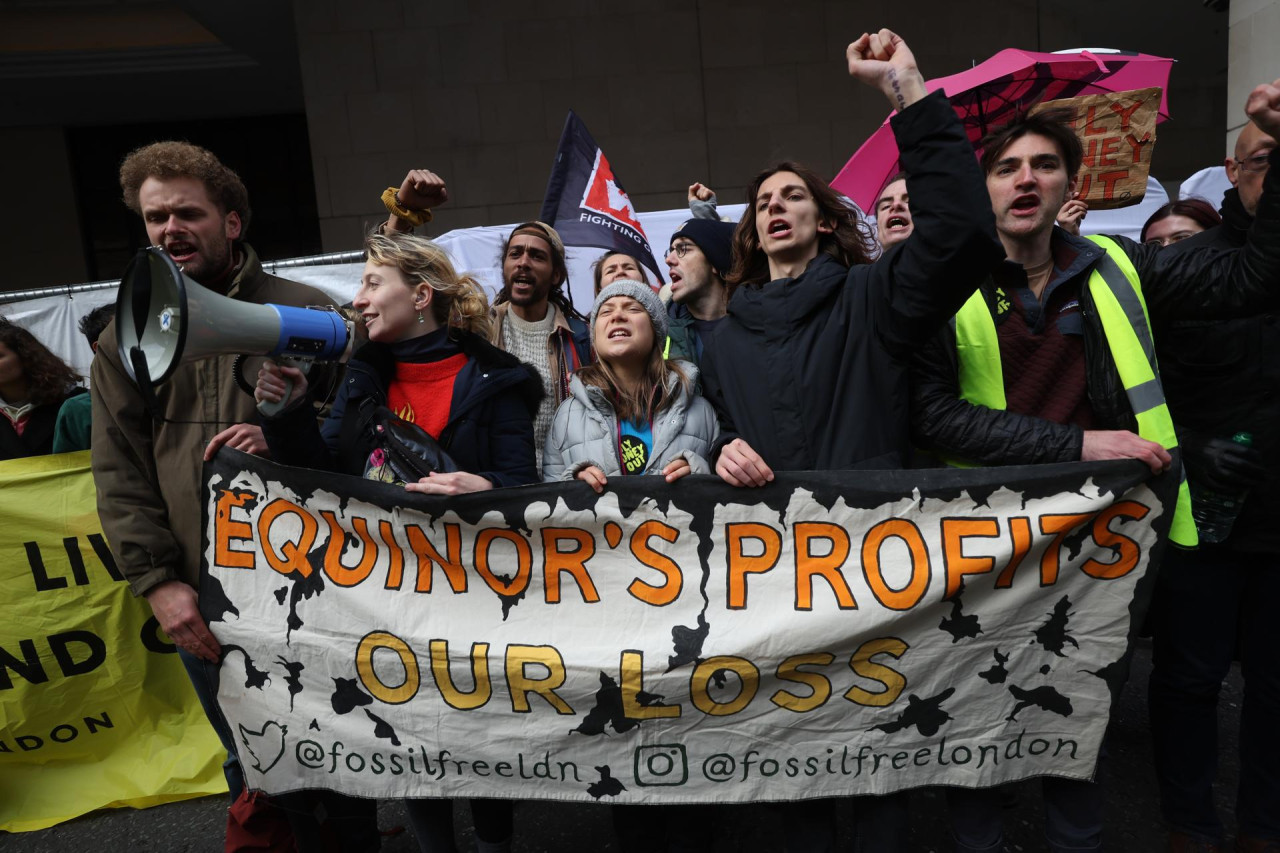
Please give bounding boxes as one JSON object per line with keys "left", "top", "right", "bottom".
{"left": 116, "top": 247, "right": 353, "bottom": 416}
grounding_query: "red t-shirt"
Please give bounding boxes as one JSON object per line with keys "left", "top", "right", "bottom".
{"left": 385, "top": 353, "right": 468, "bottom": 439}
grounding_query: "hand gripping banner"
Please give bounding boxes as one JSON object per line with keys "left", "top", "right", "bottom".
{"left": 201, "top": 450, "right": 1175, "bottom": 804}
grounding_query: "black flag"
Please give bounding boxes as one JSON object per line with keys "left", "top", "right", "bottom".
{"left": 539, "top": 111, "right": 663, "bottom": 282}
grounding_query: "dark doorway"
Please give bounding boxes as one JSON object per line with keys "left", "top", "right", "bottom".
{"left": 66, "top": 113, "right": 321, "bottom": 282}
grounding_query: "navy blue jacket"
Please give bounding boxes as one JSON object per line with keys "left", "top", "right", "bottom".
{"left": 264, "top": 330, "right": 543, "bottom": 488}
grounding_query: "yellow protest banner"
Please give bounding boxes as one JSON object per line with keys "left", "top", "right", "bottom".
{"left": 0, "top": 451, "right": 225, "bottom": 832}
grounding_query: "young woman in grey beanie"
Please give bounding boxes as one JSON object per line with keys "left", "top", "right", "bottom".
{"left": 541, "top": 280, "right": 718, "bottom": 489}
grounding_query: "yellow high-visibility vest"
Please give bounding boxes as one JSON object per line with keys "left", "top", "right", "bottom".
{"left": 951, "top": 234, "right": 1198, "bottom": 547}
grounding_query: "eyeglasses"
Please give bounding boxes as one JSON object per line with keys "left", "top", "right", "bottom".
{"left": 667, "top": 242, "right": 697, "bottom": 259}
{"left": 1235, "top": 151, "right": 1272, "bottom": 174}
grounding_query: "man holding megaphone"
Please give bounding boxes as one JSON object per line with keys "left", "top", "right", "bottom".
{"left": 88, "top": 142, "right": 369, "bottom": 847}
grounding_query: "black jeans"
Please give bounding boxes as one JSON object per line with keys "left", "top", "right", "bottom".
{"left": 1148, "top": 544, "right": 1280, "bottom": 841}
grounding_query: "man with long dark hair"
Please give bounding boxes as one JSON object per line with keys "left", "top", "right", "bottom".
{"left": 697, "top": 28, "right": 1005, "bottom": 853}
{"left": 700, "top": 29, "right": 1002, "bottom": 491}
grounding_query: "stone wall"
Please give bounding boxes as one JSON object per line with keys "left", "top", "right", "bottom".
{"left": 294, "top": 0, "right": 1231, "bottom": 252}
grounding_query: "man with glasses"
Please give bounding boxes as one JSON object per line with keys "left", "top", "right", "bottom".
{"left": 663, "top": 218, "right": 735, "bottom": 365}
{"left": 1146, "top": 117, "right": 1280, "bottom": 853}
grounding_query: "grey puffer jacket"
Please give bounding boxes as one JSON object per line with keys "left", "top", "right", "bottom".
{"left": 542, "top": 361, "right": 719, "bottom": 481}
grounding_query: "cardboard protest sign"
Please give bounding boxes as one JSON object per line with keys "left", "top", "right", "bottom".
{"left": 0, "top": 452, "right": 225, "bottom": 832}
{"left": 202, "top": 450, "right": 1174, "bottom": 803}
{"left": 1034, "top": 87, "right": 1161, "bottom": 209}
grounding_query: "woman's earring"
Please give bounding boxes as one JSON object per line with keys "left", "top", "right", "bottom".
{"left": 416, "top": 301, "right": 426, "bottom": 323}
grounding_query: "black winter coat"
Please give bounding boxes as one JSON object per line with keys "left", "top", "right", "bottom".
{"left": 910, "top": 150, "right": 1280, "bottom": 470}
{"left": 0, "top": 388, "right": 83, "bottom": 461}
{"left": 1155, "top": 185, "right": 1280, "bottom": 553}
{"left": 699, "top": 91, "right": 1004, "bottom": 472}
{"left": 263, "top": 330, "right": 543, "bottom": 488}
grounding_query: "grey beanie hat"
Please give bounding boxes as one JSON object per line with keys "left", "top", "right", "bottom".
{"left": 590, "top": 280, "right": 668, "bottom": 344}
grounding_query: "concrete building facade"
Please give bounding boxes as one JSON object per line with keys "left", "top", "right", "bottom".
{"left": 0, "top": 0, "right": 1272, "bottom": 293}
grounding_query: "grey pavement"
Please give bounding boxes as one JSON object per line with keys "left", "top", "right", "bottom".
{"left": 2, "top": 641, "right": 1243, "bottom": 852}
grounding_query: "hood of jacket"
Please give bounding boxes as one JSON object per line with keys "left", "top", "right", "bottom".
{"left": 567, "top": 360, "right": 701, "bottom": 420}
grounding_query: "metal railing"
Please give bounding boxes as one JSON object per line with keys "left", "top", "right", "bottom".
{"left": 0, "top": 249, "right": 365, "bottom": 304}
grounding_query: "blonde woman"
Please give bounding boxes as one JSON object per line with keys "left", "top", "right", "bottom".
{"left": 257, "top": 231, "right": 539, "bottom": 853}
{"left": 258, "top": 231, "right": 542, "bottom": 493}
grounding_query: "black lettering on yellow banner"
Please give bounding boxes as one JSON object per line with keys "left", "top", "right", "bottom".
{"left": 25, "top": 534, "right": 123, "bottom": 592}
{"left": 0, "top": 630, "right": 106, "bottom": 690}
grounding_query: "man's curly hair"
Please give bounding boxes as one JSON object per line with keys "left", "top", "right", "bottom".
{"left": 119, "top": 141, "right": 252, "bottom": 236}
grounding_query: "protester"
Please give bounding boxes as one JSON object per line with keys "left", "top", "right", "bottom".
{"left": 1147, "top": 116, "right": 1280, "bottom": 853}
{"left": 697, "top": 29, "right": 1004, "bottom": 852}
{"left": 909, "top": 84, "right": 1280, "bottom": 852}
{"left": 543, "top": 279, "right": 716, "bottom": 487}
{"left": 541, "top": 278, "right": 717, "bottom": 852}
{"left": 90, "top": 141, "right": 351, "bottom": 848}
{"left": 874, "top": 171, "right": 913, "bottom": 250}
{"left": 255, "top": 231, "right": 540, "bottom": 489}
{"left": 52, "top": 304, "right": 114, "bottom": 453}
{"left": 591, "top": 250, "right": 651, "bottom": 294}
{"left": 663, "top": 217, "right": 735, "bottom": 365}
{"left": 0, "top": 319, "right": 83, "bottom": 460}
{"left": 381, "top": 171, "right": 591, "bottom": 470}
{"left": 489, "top": 221, "right": 591, "bottom": 466}
{"left": 256, "top": 230, "right": 540, "bottom": 853}
{"left": 1140, "top": 197, "right": 1221, "bottom": 246}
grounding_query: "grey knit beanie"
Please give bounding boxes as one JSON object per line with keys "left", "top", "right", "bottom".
{"left": 590, "top": 280, "right": 668, "bottom": 344}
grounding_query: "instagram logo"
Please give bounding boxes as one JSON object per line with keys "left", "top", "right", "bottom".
{"left": 634, "top": 744, "right": 688, "bottom": 786}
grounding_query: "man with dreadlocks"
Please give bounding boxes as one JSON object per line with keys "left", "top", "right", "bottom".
{"left": 488, "top": 222, "right": 591, "bottom": 465}
{"left": 384, "top": 172, "right": 592, "bottom": 466}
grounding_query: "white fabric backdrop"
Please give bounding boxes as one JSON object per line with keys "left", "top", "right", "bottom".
{"left": 1, "top": 180, "right": 1192, "bottom": 385}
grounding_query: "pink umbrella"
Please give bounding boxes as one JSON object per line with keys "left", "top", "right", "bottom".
{"left": 831, "top": 48, "right": 1174, "bottom": 212}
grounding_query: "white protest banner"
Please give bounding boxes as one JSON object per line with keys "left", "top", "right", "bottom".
{"left": 201, "top": 450, "right": 1174, "bottom": 803}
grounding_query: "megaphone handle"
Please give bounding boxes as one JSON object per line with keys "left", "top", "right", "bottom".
{"left": 257, "top": 358, "right": 311, "bottom": 418}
